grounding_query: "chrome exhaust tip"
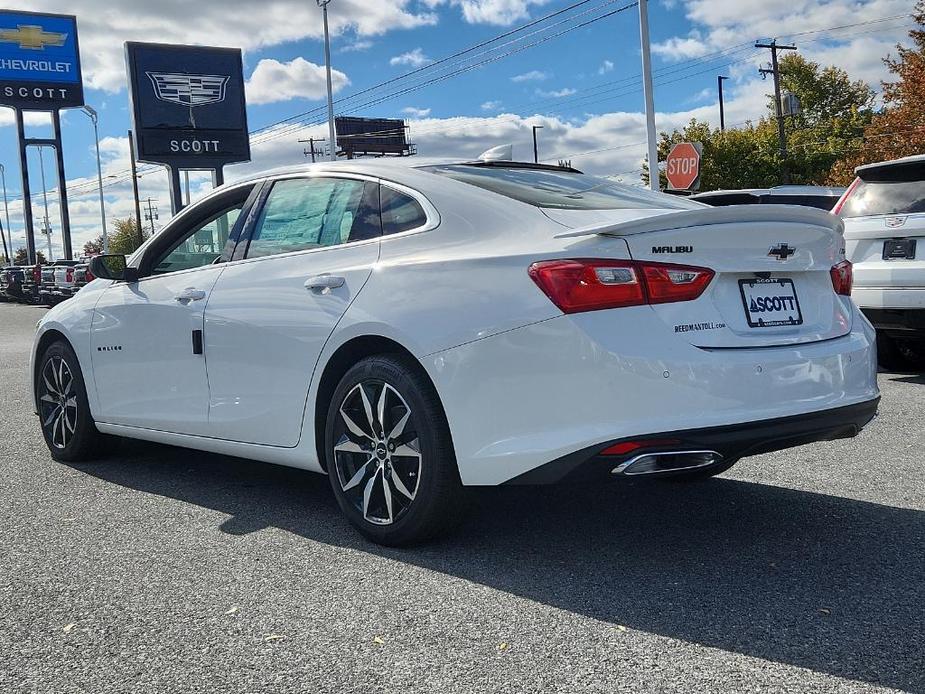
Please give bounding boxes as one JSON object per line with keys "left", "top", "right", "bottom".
{"left": 611, "top": 450, "right": 722, "bottom": 476}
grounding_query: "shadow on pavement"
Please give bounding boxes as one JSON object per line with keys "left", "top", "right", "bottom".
{"left": 72, "top": 440, "right": 925, "bottom": 692}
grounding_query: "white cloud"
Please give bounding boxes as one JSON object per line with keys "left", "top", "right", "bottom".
{"left": 422, "top": 0, "right": 548, "bottom": 25}
{"left": 390, "top": 48, "right": 432, "bottom": 67}
{"left": 246, "top": 57, "right": 349, "bottom": 105}
{"left": 511, "top": 70, "right": 549, "bottom": 82}
{"left": 598, "top": 60, "right": 614, "bottom": 75}
{"left": 340, "top": 39, "right": 374, "bottom": 53}
{"left": 536, "top": 87, "right": 577, "bottom": 98}
{"left": 402, "top": 106, "right": 432, "bottom": 118}
{"left": 17, "top": 0, "right": 437, "bottom": 93}
{"left": 481, "top": 100, "right": 503, "bottom": 110}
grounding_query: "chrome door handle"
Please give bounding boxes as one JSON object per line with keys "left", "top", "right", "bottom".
{"left": 175, "top": 287, "right": 207, "bottom": 303}
{"left": 304, "top": 275, "right": 345, "bottom": 293}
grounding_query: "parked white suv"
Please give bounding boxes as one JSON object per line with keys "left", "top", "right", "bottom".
{"left": 836, "top": 155, "right": 925, "bottom": 370}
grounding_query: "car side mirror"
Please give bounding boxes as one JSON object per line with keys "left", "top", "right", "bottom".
{"left": 88, "top": 254, "right": 139, "bottom": 282}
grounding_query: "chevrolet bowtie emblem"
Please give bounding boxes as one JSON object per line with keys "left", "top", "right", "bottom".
{"left": 768, "top": 243, "right": 796, "bottom": 260}
{"left": 0, "top": 24, "right": 68, "bottom": 50}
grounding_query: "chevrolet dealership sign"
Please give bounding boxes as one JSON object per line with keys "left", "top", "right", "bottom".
{"left": 0, "top": 10, "right": 83, "bottom": 109}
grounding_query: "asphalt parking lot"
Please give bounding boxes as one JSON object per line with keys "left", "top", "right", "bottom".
{"left": 1, "top": 302, "right": 923, "bottom": 694}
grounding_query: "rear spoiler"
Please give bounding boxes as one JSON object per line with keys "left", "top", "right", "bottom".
{"left": 552, "top": 205, "right": 844, "bottom": 239}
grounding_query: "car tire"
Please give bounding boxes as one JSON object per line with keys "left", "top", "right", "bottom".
{"left": 876, "top": 332, "right": 915, "bottom": 372}
{"left": 324, "top": 354, "right": 466, "bottom": 546}
{"left": 36, "top": 340, "right": 105, "bottom": 462}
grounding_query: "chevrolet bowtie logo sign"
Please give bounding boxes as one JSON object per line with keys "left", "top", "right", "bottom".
{"left": 146, "top": 71, "right": 230, "bottom": 107}
{"left": 0, "top": 24, "right": 67, "bottom": 50}
{"left": 768, "top": 243, "right": 796, "bottom": 260}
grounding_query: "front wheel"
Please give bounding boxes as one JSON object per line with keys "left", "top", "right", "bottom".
{"left": 324, "top": 355, "right": 466, "bottom": 546}
{"left": 36, "top": 341, "right": 105, "bottom": 462}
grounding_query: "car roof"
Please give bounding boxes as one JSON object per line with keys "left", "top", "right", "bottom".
{"left": 855, "top": 154, "right": 925, "bottom": 179}
{"left": 229, "top": 157, "right": 581, "bottom": 187}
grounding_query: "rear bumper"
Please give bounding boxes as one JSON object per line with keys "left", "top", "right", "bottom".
{"left": 852, "top": 287, "right": 925, "bottom": 311}
{"left": 509, "top": 397, "right": 880, "bottom": 484}
{"left": 426, "top": 303, "right": 879, "bottom": 486}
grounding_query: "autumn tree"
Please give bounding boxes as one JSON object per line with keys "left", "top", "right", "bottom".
{"left": 829, "top": 1, "right": 925, "bottom": 184}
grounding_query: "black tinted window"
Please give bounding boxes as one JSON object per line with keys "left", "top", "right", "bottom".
{"left": 837, "top": 179, "right": 925, "bottom": 218}
{"left": 380, "top": 186, "right": 427, "bottom": 234}
{"left": 760, "top": 195, "right": 839, "bottom": 210}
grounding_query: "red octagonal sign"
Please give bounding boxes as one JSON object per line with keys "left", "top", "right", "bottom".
{"left": 665, "top": 142, "right": 701, "bottom": 190}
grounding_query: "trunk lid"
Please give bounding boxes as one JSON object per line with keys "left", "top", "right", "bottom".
{"left": 545, "top": 205, "right": 851, "bottom": 348}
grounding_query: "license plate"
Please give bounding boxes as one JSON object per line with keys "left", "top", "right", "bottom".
{"left": 882, "top": 239, "right": 916, "bottom": 260}
{"left": 739, "top": 278, "right": 803, "bottom": 328}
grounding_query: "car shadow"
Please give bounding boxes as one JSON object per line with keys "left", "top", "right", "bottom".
{"left": 888, "top": 373, "right": 925, "bottom": 385}
{"left": 72, "top": 440, "right": 924, "bottom": 692}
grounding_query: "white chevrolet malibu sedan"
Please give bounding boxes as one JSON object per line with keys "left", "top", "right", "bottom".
{"left": 32, "top": 158, "right": 880, "bottom": 545}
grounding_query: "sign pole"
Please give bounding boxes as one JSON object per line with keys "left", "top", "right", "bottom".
{"left": 15, "top": 110, "right": 36, "bottom": 265}
{"left": 127, "top": 130, "right": 144, "bottom": 247}
{"left": 638, "top": 0, "right": 659, "bottom": 192}
{"left": 51, "top": 110, "right": 73, "bottom": 259}
{"left": 167, "top": 166, "right": 184, "bottom": 216}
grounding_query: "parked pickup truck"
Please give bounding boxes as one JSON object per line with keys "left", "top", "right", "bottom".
{"left": 39, "top": 260, "right": 82, "bottom": 305}
{"left": 0, "top": 265, "right": 27, "bottom": 302}
{"left": 52, "top": 261, "right": 94, "bottom": 301}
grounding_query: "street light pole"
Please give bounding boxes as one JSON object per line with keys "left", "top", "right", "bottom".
{"left": 37, "top": 146, "right": 54, "bottom": 261}
{"left": 638, "top": 0, "right": 659, "bottom": 192}
{"left": 0, "top": 163, "right": 11, "bottom": 265}
{"left": 532, "top": 125, "right": 544, "bottom": 163}
{"left": 318, "top": 0, "right": 337, "bottom": 162}
{"left": 717, "top": 75, "right": 728, "bottom": 131}
{"left": 81, "top": 105, "right": 109, "bottom": 254}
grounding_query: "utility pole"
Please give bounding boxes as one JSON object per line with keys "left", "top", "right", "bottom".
{"left": 299, "top": 137, "right": 326, "bottom": 162}
{"left": 532, "top": 125, "right": 543, "bottom": 163}
{"left": 638, "top": 0, "right": 659, "bottom": 192}
{"left": 0, "top": 163, "right": 12, "bottom": 265}
{"left": 37, "top": 146, "right": 54, "bottom": 261}
{"left": 127, "top": 130, "right": 144, "bottom": 247}
{"left": 717, "top": 75, "right": 728, "bottom": 131}
{"left": 144, "top": 198, "right": 159, "bottom": 235}
{"left": 318, "top": 0, "right": 337, "bottom": 162}
{"left": 756, "top": 39, "right": 796, "bottom": 184}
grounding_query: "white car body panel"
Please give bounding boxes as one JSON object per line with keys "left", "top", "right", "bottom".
{"left": 32, "top": 159, "right": 880, "bottom": 486}
{"left": 845, "top": 213, "right": 925, "bottom": 310}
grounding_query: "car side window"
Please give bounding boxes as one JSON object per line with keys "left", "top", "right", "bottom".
{"left": 246, "top": 177, "right": 380, "bottom": 259}
{"left": 152, "top": 205, "right": 244, "bottom": 275}
{"left": 380, "top": 186, "right": 427, "bottom": 235}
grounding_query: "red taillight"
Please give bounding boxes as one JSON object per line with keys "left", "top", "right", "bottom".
{"left": 66, "top": 268, "right": 74, "bottom": 282}
{"left": 831, "top": 260, "right": 853, "bottom": 296}
{"left": 33, "top": 265, "right": 41, "bottom": 283}
{"left": 528, "top": 259, "right": 714, "bottom": 314}
{"left": 832, "top": 177, "right": 860, "bottom": 215}
{"left": 84, "top": 268, "right": 94, "bottom": 282}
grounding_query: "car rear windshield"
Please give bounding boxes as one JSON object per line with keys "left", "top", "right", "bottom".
{"left": 838, "top": 179, "right": 925, "bottom": 218}
{"left": 423, "top": 164, "right": 701, "bottom": 211}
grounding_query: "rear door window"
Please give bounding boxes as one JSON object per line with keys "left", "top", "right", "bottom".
{"left": 246, "top": 177, "right": 380, "bottom": 258}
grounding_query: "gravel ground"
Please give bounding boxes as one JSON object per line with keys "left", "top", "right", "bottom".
{"left": 1, "top": 302, "right": 923, "bottom": 694}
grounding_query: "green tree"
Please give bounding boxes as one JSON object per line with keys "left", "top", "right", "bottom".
{"left": 13, "top": 247, "right": 47, "bottom": 265}
{"left": 106, "top": 217, "right": 148, "bottom": 256}
{"left": 83, "top": 236, "right": 104, "bottom": 256}
{"left": 645, "top": 54, "right": 874, "bottom": 190}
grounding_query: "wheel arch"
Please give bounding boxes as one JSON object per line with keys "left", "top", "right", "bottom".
{"left": 313, "top": 334, "right": 452, "bottom": 472}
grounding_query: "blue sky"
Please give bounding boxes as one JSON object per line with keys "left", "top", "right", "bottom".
{"left": 0, "top": 0, "right": 915, "bottom": 258}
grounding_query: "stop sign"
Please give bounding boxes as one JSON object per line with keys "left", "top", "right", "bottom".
{"left": 665, "top": 142, "right": 701, "bottom": 190}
